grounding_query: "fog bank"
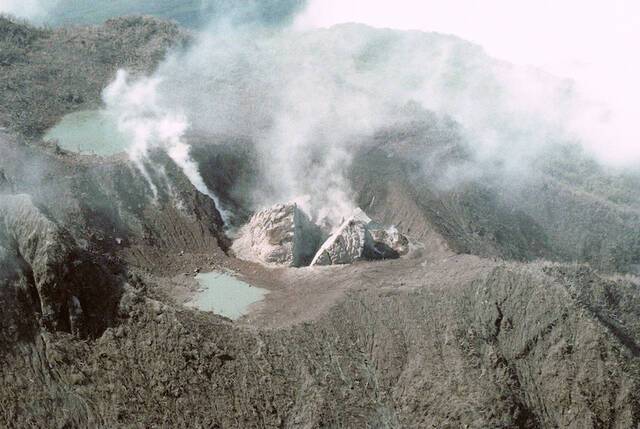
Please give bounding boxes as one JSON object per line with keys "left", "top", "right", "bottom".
{"left": 296, "top": 0, "right": 640, "bottom": 167}
{"left": 96, "top": 1, "right": 640, "bottom": 228}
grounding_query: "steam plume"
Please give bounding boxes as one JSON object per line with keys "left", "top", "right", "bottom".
{"left": 103, "top": 70, "right": 229, "bottom": 221}
{"left": 105, "top": 2, "right": 639, "bottom": 230}
{"left": 0, "top": 0, "right": 57, "bottom": 22}
{"left": 146, "top": 24, "right": 602, "bottom": 227}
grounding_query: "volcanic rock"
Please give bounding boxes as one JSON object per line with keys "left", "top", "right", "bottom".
{"left": 311, "top": 213, "right": 410, "bottom": 266}
{"left": 0, "top": 194, "right": 78, "bottom": 330}
{"left": 369, "top": 225, "right": 410, "bottom": 256}
{"left": 231, "top": 203, "right": 325, "bottom": 267}
{"left": 310, "top": 217, "right": 376, "bottom": 266}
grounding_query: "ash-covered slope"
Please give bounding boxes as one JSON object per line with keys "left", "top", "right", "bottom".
{"left": 0, "top": 131, "right": 228, "bottom": 270}
{"left": 348, "top": 117, "right": 640, "bottom": 273}
{"left": 2, "top": 256, "right": 639, "bottom": 428}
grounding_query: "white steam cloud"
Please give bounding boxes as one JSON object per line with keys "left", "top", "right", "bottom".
{"left": 103, "top": 70, "right": 229, "bottom": 221}
{"left": 0, "top": 0, "right": 57, "bottom": 22}
{"left": 153, "top": 26, "right": 402, "bottom": 227}
{"left": 144, "top": 23, "right": 608, "bottom": 227}
{"left": 296, "top": 0, "right": 640, "bottom": 168}
{"left": 99, "top": 1, "right": 639, "bottom": 229}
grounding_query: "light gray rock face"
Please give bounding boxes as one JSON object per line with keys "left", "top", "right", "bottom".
{"left": 311, "top": 218, "right": 376, "bottom": 266}
{"left": 233, "top": 204, "right": 411, "bottom": 267}
{"left": 311, "top": 218, "right": 411, "bottom": 266}
{"left": 0, "top": 194, "right": 80, "bottom": 331}
{"left": 369, "top": 226, "right": 410, "bottom": 256}
{"left": 231, "top": 203, "right": 324, "bottom": 267}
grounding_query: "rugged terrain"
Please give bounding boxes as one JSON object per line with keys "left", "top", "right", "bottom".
{"left": 0, "top": 16, "right": 639, "bottom": 429}
{"left": 0, "top": 15, "right": 189, "bottom": 137}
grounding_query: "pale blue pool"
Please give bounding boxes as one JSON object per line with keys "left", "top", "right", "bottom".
{"left": 186, "top": 272, "right": 268, "bottom": 320}
{"left": 44, "top": 110, "right": 129, "bottom": 156}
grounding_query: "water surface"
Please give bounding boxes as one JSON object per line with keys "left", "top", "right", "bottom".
{"left": 44, "top": 110, "right": 129, "bottom": 156}
{"left": 186, "top": 271, "right": 268, "bottom": 320}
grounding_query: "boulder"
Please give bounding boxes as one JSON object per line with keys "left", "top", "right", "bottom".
{"left": 231, "top": 203, "right": 324, "bottom": 267}
{"left": 233, "top": 204, "right": 411, "bottom": 267}
{"left": 311, "top": 216, "right": 410, "bottom": 266}
{"left": 369, "top": 225, "right": 410, "bottom": 256}
{"left": 310, "top": 218, "right": 378, "bottom": 266}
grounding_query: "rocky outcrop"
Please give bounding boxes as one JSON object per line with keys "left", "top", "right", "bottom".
{"left": 369, "top": 225, "right": 410, "bottom": 256}
{"left": 0, "top": 194, "right": 121, "bottom": 336}
{"left": 0, "top": 169, "right": 11, "bottom": 191}
{"left": 310, "top": 215, "right": 408, "bottom": 266}
{"left": 232, "top": 204, "right": 410, "bottom": 268}
{"left": 0, "top": 194, "right": 78, "bottom": 331}
{"left": 231, "top": 203, "right": 325, "bottom": 267}
{"left": 310, "top": 218, "right": 374, "bottom": 266}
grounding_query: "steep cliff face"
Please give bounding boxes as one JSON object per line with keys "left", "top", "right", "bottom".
{"left": 0, "top": 194, "right": 78, "bottom": 331}
{"left": 0, "top": 193, "right": 124, "bottom": 340}
{"left": 0, "top": 133, "right": 228, "bottom": 269}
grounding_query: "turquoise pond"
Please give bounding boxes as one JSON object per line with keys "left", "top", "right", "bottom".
{"left": 186, "top": 272, "right": 269, "bottom": 320}
{"left": 44, "top": 110, "right": 130, "bottom": 156}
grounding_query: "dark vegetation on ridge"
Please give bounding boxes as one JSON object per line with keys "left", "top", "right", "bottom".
{"left": 0, "top": 15, "right": 189, "bottom": 137}
{"left": 45, "top": 0, "right": 307, "bottom": 29}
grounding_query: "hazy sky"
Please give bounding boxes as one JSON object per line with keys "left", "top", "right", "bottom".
{"left": 296, "top": 0, "right": 640, "bottom": 165}
{"left": 296, "top": 1, "right": 639, "bottom": 69}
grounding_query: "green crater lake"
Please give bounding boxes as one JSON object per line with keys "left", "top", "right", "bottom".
{"left": 44, "top": 110, "right": 129, "bottom": 156}
{"left": 186, "top": 272, "right": 268, "bottom": 320}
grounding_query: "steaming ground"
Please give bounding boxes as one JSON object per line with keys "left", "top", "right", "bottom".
{"left": 102, "top": 70, "right": 229, "bottom": 220}
{"left": 20, "top": 6, "right": 637, "bottom": 230}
